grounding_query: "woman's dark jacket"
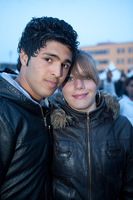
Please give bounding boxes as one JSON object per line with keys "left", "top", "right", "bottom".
{"left": 50, "top": 94, "right": 133, "bottom": 200}
{"left": 0, "top": 76, "right": 51, "bottom": 200}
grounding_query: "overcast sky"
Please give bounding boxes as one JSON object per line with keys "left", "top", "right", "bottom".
{"left": 0, "top": 0, "right": 133, "bottom": 63}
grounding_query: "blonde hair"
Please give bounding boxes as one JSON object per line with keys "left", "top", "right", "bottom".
{"left": 70, "top": 49, "right": 100, "bottom": 86}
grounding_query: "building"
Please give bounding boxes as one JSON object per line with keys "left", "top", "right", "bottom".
{"left": 80, "top": 42, "right": 133, "bottom": 74}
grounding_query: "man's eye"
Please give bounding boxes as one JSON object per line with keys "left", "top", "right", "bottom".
{"left": 62, "top": 63, "right": 69, "bottom": 69}
{"left": 45, "top": 58, "right": 52, "bottom": 63}
{"left": 67, "top": 77, "right": 73, "bottom": 82}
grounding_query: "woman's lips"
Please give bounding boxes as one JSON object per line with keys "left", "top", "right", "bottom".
{"left": 73, "top": 93, "right": 88, "bottom": 99}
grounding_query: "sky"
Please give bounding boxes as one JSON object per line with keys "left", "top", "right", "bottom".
{"left": 0, "top": 0, "right": 133, "bottom": 64}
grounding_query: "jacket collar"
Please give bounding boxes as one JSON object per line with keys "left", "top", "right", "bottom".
{"left": 0, "top": 76, "right": 48, "bottom": 115}
{"left": 50, "top": 92, "right": 120, "bottom": 129}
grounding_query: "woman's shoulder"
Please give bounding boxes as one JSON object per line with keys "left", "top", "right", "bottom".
{"left": 116, "top": 114, "right": 133, "bottom": 128}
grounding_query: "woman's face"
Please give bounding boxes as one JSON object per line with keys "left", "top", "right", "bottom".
{"left": 62, "top": 64, "right": 98, "bottom": 113}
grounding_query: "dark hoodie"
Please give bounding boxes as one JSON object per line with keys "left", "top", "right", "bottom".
{"left": 0, "top": 75, "right": 51, "bottom": 200}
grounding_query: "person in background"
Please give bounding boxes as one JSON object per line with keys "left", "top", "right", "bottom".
{"left": 50, "top": 50, "right": 133, "bottom": 200}
{"left": 119, "top": 75, "right": 133, "bottom": 125}
{"left": 115, "top": 70, "right": 127, "bottom": 97}
{"left": 0, "top": 16, "right": 78, "bottom": 200}
{"left": 103, "top": 69, "right": 117, "bottom": 96}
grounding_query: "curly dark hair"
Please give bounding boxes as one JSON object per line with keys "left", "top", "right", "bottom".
{"left": 16, "top": 16, "right": 79, "bottom": 71}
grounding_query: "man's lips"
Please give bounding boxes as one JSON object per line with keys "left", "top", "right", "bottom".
{"left": 46, "top": 80, "right": 58, "bottom": 88}
{"left": 73, "top": 93, "right": 88, "bottom": 99}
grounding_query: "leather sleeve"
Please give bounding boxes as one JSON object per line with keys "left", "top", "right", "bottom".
{"left": 121, "top": 122, "right": 133, "bottom": 200}
{"left": 0, "top": 111, "right": 16, "bottom": 188}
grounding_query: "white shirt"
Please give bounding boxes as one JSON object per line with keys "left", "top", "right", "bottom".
{"left": 119, "top": 94, "right": 133, "bottom": 125}
{"left": 103, "top": 79, "right": 117, "bottom": 97}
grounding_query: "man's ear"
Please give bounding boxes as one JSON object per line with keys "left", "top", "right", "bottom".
{"left": 20, "top": 49, "right": 28, "bottom": 67}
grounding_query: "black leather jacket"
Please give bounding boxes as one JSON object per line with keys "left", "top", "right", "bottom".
{"left": 0, "top": 76, "right": 51, "bottom": 200}
{"left": 51, "top": 95, "right": 133, "bottom": 200}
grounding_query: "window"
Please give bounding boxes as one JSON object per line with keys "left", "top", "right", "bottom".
{"left": 128, "top": 47, "right": 133, "bottom": 53}
{"left": 87, "top": 50, "right": 110, "bottom": 55}
{"left": 117, "top": 59, "right": 120, "bottom": 64}
{"left": 122, "top": 48, "right": 125, "bottom": 53}
{"left": 117, "top": 48, "right": 125, "bottom": 53}
{"left": 121, "top": 59, "right": 124, "bottom": 63}
{"left": 128, "top": 58, "right": 133, "bottom": 64}
{"left": 117, "top": 49, "right": 121, "bottom": 53}
{"left": 117, "top": 59, "right": 125, "bottom": 64}
{"left": 96, "top": 60, "right": 109, "bottom": 64}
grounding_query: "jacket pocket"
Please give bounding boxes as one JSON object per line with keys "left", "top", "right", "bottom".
{"left": 52, "top": 179, "right": 71, "bottom": 200}
{"left": 52, "top": 140, "right": 77, "bottom": 177}
{"left": 102, "top": 139, "right": 126, "bottom": 175}
{"left": 101, "top": 140, "right": 126, "bottom": 198}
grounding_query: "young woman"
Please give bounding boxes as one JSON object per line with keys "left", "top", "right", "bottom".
{"left": 50, "top": 50, "right": 133, "bottom": 200}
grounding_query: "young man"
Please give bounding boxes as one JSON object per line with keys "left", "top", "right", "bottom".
{"left": 0, "top": 16, "right": 78, "bottom": 200}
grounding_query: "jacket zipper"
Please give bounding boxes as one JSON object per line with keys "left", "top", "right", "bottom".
{"left": 40, "top": 106, "right": 48, "bottom": 200}
{"left": 40, "top": 106, "right": 47, "bottom": 126}
{"left": 87, "top": 113, "right": 92, "bottom": 200}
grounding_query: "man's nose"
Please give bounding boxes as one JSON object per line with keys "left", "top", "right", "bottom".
{"left": 74, "top": 79, "right": 85, "bottom": 90}
{"left": 51, "top": 63, "right": 62, "bottom": 78}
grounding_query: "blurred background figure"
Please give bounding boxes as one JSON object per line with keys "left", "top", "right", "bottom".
{"left": 103, "top": 69, "right": 117, "bottom": 96}
{"left": 115, "top": 70, "right": 127, "bottom": 97}
{"left": 48, "top": 89, "right": 63, "bottom": 105}
{"left": 99, "top": 61, "right": 121, "bottom": 97}
{"left": 119, "top": 76, "right": 133, "bottom": 125}
{"left": 0, "top": 67, "right": 18, "bottom": 79}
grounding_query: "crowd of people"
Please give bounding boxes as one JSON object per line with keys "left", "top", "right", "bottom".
{"left": 0, "top": 16, "right": 133, "bottom": 200}
{"left": 102, "top": 69, "right": 133, "bottom": 125}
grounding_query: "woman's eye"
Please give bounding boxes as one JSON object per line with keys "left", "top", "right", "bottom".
{"left": 62, "top": 63, "right": 69, "bottom": 69}
{"left": 67, "top": 77, "right": 73, "bottom": 82}
{"left": 45, "top": 58, "right": 52, "bottom": 63}
{"left": 83, "top": 77, "right": 90, "bottom": 80}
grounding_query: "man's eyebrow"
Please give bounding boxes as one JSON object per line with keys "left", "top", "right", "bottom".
{"left": 42, "top": 53, "right": 72, "bottom": 64}
{"left": 65, "top": 59, "right": 72, "bottom": 65}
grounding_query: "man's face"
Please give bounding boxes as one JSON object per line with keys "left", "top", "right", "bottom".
{"left": 17, "top": 41, "right": 72, "bottom": 101}
{"left": 126, "top": 79, "right": 133, "bottom": 100}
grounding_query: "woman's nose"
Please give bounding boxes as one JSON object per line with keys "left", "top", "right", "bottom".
{"left": 74, "top": 79, "right": 85, "bottom": 90}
